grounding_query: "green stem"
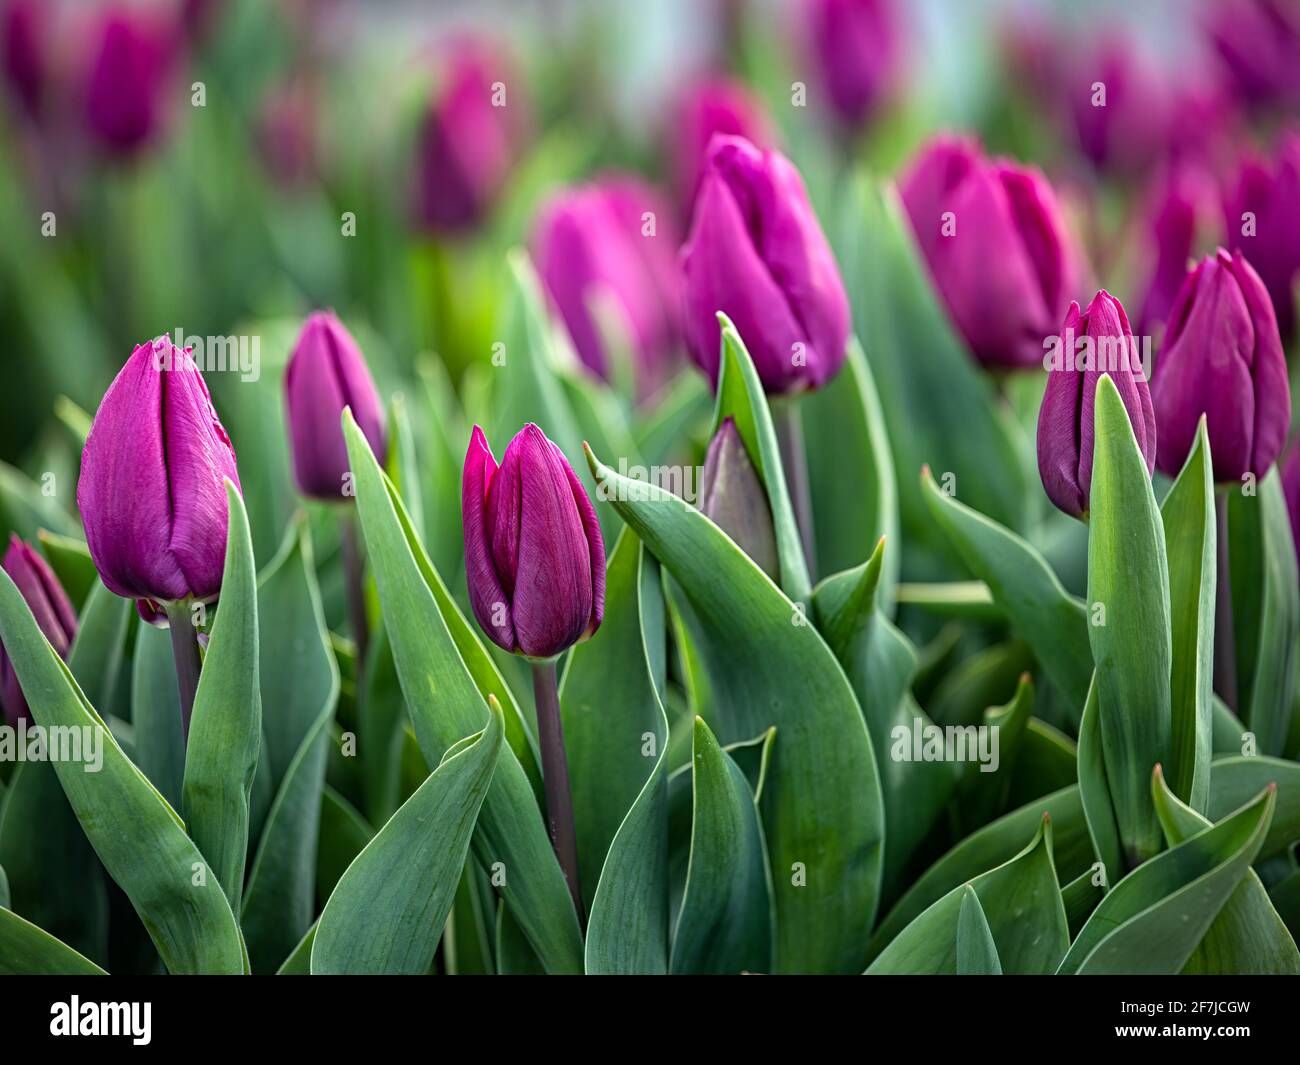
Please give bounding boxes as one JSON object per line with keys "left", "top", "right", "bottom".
{"left": 164, "top": 601, "right": 202, "bottom": 745}
{"left": 773, "top": 400, "right": 817, "bottom": 579}
{"left": 340, "top": 511, "right": 370, "bottom": 669}
{"left": 1214, "top": 492, "right": 1238, "bottom": 712}
{"left": 530, "top": 659, "right": 584, "bottom": 924}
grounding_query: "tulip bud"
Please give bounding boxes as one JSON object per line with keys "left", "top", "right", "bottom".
{"left": 1038, "top": 291, "right": 1156, "bottom": 519}
{"left": 699, "top": 417, "right": 779, "bottom": 578}
{"left": 77, "top": 337, "right": 241, "bottom": 610}
{"left": 1151, "top": 248, "right": 1291, "bottom": 483}
{"left": 1, "top": 0, "right": 47, "bottom": 121}
{"left": 462, "top": 424, "right": 605, "bottom": 659}
{"left": 83, "top": 5, "right": 179, "bottom": 157}
{"left": 412, "top": 37, "right": 524, "bottom": 234}
{"left": 669, "top": 77, "right": 772, "bottom": 213}
{"left": 1067, "top": 33, "right": 1170, "bottom": 175}
{"left": 0, "top": 536, "right": 77, "bottom": 724}
{"left": 1135, "top": 163, "right": 1218, "bottom": 338}
{"left": 1223, "top": 135, "right": 1300, "bottom": 342}
{"left": 899, "top": 135, "right": 1081, "bottom": 371}
{"left": 681, "top": 134, "right": 850, "bottom": 395}
{"left": 1206, "top": 0, "right": 1300, "bottom": 112}
{"left": 285, "top": 311, "right": 387, "bottom": 500}
{"left": 532, "top": 176, "right": 681, "bottom": 393}
{"left": 800, "top": 0, "right": 904, "bottom": 130}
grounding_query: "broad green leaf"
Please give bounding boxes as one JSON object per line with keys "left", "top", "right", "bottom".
{"left": 671, "top": 718, "right": 774, "bottom": 974}
{"left": 921, "top": 468, "right": 1091, "bottom": 713}
{"left": 0, "top": 568, "right": 245, "bottom": 974}
{"left": 867, "top": 816, "right": 1068, "bottom": 975}
{"left": 1159, "top": 418, "right": 1215, "bottom": 812}
{"left": 1206, "top": 755, "right": 1300, "bottom": 859}
{"left": 1058, "top": 781, "right": 1276, "bottom": 974}
{"left": 894, "top": 580, "right": 1001, "bottom": 622}
{"left": 1229, "top": 470, "right": 1300, "bottom": 756}
{"left": 315, "top": 785, "right": 373, "bottom": 908}
{"left": 358, "top": 623, "right": 406, "bottom": 824}
{"left": 66, "top": 580, "right": 133, "bottom": 714}
{"left": 414, "top": 358, "right": 467, "bottom": 581}
{"left": 804, "top": 338, "right": 899, "bottom": 604}
{"left": 1077, "top": 677, "right": 1123, "bottom": 890}
{"left": 241, "top": 520, "right": 340, "bottom": 973}
{"left": 952, "top": 673, "right": 1034, "bottom": 834}
{"left": 276, "top": 921, "right": 317, "bottom": 976}
{"left": 1087, "top": 374, "right": 1171, "bottom": 867}
{"left": 586, "top": 445, "right": 884, "bottom": 974}
{"left": 955, "top": 885, "right": 1001, "bottom": 975}
{"left": 343, "top": 410, "right": 583, "bottom": 973}
{"left": 0, "top": 906, "right": 107, "bottom": 975}
{"left": 1152, "top": 765, "right": 1300, "bottom": 973}
{"left": 183, "top": 483, "right": 262, "bottom": 916}
{"left": 1061, "top": 869, "right": 1106, "bottom": 937}
{"left": 447, "top": 864, "right": 496, "bottom": 975}
{"left": 710, "top": 316, "right": 811, "bottom": 606}
{"left": 564, "top": 533, "right": 671, "bottom": 975}
{"left": 130, "top": 623, "right": 185, "bottom": 810}
{"left": 312, "top": 702, "right": 503, "bottom": 975}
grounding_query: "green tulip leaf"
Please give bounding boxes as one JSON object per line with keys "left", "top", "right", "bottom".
{"left": 66, "top": 579, "right": 133, "bottom": 716}
{"left": 1206, "top": 755, "right": 1300, "bottom": 859}
{"left": 315, "top": 785, "right": 373, "bottom": 909}
{"left": 955, "top": 885, "right": 1002, "bottom": 975}
{"left": 1077, "top": 675, "right": 1123, "bottom": 890}
{"left": 130, "top": 623, "right": 185, "bottom": 810}
{"left": 0, "top": 906, "right": 107, "bottom": 975}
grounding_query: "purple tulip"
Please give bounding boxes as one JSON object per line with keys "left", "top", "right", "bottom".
{"left": 1038, "top": 291, "right": 1156, "bottom": 520}
{"left": 1151, "top": 248, "right": 1291, "bottom": 482}
{"left": 412, "top": 37, "right": 524, "bottom": 234}
{"left": 532, "top": 176, "right": 681, "bottom": 394}
{"left": 1, "top": 0, "right": 47, "bottom": 120}
{"left": 83, "top": 5, "right": 179, "bottom": 157}
{"left": 899, "top": 135, "right": 1081, "bottom": 370}
{"left": 0, "top": 536, "right": 77, "bottom": 724}
{"left": 681, "top": 133, "right": 850, "bottom": 394}
{"left": 670, "top": 78, "right": 773, "bottom": 214}
{"left": 1205, "top": 0, "right": 1300, "bottom": 111}
{"left": 1223, "top": 134, "right": 1300, "bottom": 342}
{"left": 77, "top": 337, "right": 241, "bottom": 610}
{"left": 285, "top": 312, "right": 387, "bottom": 500}
{"left": 1066, "top": 32, "right": 1170, "bottom": 175}
{"left": 462, "top": 424, "right": 605, "bottom": 659}
{"left": 1136, "top": 163, "right": 1219, "bottom": 337}
{"left": 801, "top": 0, "right": 903, "bottom": 129}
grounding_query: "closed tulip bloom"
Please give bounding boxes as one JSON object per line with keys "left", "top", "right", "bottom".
{"left": 463, "top": 424, "right": 605, "bottom": 659}
{"left": 1067, "top": 33, "right": 1170, "bottom": 175}
{"left": 900, "top": 135, "right": 1080, "bottom": 370}
{"left": 670, "top": 77, "right": 773, "bottom": 212}
{"left": 801, "top": 0, "right": 903, "bottom": 129}
{"left": 78, "top": 337, "right": 241, "bottom": 608}
{"left": 1038, "top": 291, "right": 1156, "bottom": 519}
{"left": 412, "top": 37, "right": 524, "bottom": 234}
{"left": 1223, "top": 135, "right": 1300, "bottom": 341}
{"left": 1206, "top": 0, "right": 1300, "bottom": 111}
{"left": 83, "top": 5, "right": 178, "bottom": 156}
{"left": 0, "top": 536, "right": 77, "bottom": 724}
{"left": 532, "top": 177, "right": 680, "bottom": 392}
{"left": 285, "top": 311, "right": 387, "bottom": 500}
{"left": 1151, "top": 248, "right": 1291, "bottom": 482}
{"left": 681, "top": 134, "right": 850, "bottom": 394}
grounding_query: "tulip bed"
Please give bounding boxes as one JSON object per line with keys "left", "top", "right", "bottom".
{"left": 2, "top": 1, "right": 1300, "bottom": 981}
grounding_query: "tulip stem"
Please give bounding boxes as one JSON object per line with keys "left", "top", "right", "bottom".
{"left": 165, "top": 601, "right": 202, "bottom": 745}
{"left": 339, "top": 512, "right": 370, "bottom": 669}
{"left": 1214, "top": 492, "right": 1238, "bottom": 712}
{"left": 773, "top": 401, "right": 817, "bottom": 578}
{"left": 530, "top": 659, "right": 584, "bottom": 925}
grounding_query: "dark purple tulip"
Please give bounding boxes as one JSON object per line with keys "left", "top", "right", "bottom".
{"left": 1151, "top": 248, "right": 1291, "bottom": 482}
{"left": 412, "top": 37, "right": 524, "bottom": 234}
{"left": 1136, "top": 163, "right": 1219, "bottom": 337}
{"left": 285, "top": 311, "right": 387, "bottom": 501}
{"left": 532, "top": 176, "right": 681, "bottom": 393}
{"left": 681, "top": 134, "right": 850, "bottom": 395}
{"left": 83, "top": 5, "right": 179, "bottom": 157}
{"left": 801, "top": 0, "right": 903, "bottom": 129}
{"left": 1, "top": 0, "right": 47, "bottom": 120}
{"left": 899, "top": 135, "right": 1081, "bottom": 370}
{"left": 462, "top": 424, "right": 605, "bottom": 659}
{"left": 78, "top": 337, "right": 241, "bottom": 608}
{"left": 0, "top": 536, "right": 77, "bottom": 724}
{"left": 1067, "top": 32, "right": 1170, "bottom": 175}
{"left": 1038, "top": 291, "right": 1156, "bottom": 520}
{"left": 1223, "top": 134, "right": 1300, "bottom": 341}
{"left": 1206, "top": 0, "right": 1300, "bottom": 111}
{"left": 669, "top": 77, "right": 772, "bottom": 214}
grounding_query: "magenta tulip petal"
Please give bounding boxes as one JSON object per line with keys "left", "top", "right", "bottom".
{"left": 1, "top": 536, "right": 78, "bottom": 724}
{"left": 463, "top": 425, "right": 515, "bottom": 653}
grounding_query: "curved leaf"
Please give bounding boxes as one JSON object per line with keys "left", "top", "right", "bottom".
{"left": 955, "top": 885, "right": 1001, "bottom": 975}
{"left": 0, "top": 906, "right": 107, "bottom": 975}
{"left": 1077, "top": 676, "right": 1123, "bottom": 890}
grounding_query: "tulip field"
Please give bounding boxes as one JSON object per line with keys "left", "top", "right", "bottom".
{"left": 3, "top": 0, "right": 1300, "bottom": 1003}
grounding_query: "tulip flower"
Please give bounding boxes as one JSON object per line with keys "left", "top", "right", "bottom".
{"left": 699, "top": 417, "right": 778, "bottom": 578}
{"left": 0, "top": 536, "right": 77, "bottom": 725}
{"left": 1151, "top": 248, "right": 1291, "bottom": 483}
{"left": 78, "top": 336, "right": 240, "bottom": 737}
{"left": 1135, "top": 163, "right": 1219, "bottom": 338}
{"left": 669, "top": 77, "right": 772, "bottom": 213}
{"left": 83, "top": 5, "right": 179, "bottom": 157}
{"left": 1066, "top": 32, "right": 1170, "bottom": 176}
{"left": 1, "top": 0, "right": 47, "bottom": 121}
{"left": 1223, "top": 135, "right": 1300, "bottom": 342}
{"left": 462, "top": 422, "right": 605, "bottom": 916}
{"left": 412, "top": 37, "right": 524, "bottom": 234}
{"left": 1037, "top": 291, "right": 1156, "bottom": 520}
{"left": 531, "top": 176, "right": 681, "bottom": 394}
{"left": 800, "top": 0, "right": 903, "bottom": 130}
{"left": 681, "top": 134, "right": 850, "bottom": 395}
{"left": 1206, "top": 0, "right": 1300, "bottom": 112}
{"left": 899, "top": 135, "right": 1081, "bottom": 371}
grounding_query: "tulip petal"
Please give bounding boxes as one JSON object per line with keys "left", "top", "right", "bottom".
{"left": 558, "top": 441, "right": 606, "bottom": 638}
{"left": 462, "top": 425, "right": 514, "bottom": 653}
